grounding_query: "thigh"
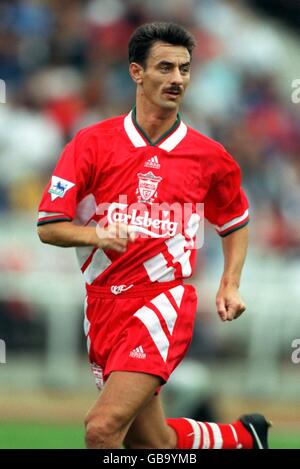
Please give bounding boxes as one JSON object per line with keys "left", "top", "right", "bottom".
{"left": 86, "top": 370, "right": 161, "bottom": 436}
{"left": 124, "top": 394, "right": 176, "bottom": 449}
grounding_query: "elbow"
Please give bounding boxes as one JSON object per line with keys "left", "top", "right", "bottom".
{"left": 37, "top": 225, "right": 52, "bottom": 244}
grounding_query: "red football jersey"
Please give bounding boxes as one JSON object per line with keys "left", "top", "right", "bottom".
{"left": 38, "top": 109, "right": 249, "bottom": 287}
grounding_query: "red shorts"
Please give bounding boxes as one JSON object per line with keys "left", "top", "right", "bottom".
{"left": 84, "top": 281, "right": 198, "bottom": 391}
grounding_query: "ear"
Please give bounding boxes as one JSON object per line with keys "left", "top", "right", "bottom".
{"left": 129, "top": 62, "right": 144, "bottom": 85}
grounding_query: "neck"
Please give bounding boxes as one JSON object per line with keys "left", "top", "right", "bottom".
{"left": 135, "top": 94, "right": 179, "bottom": 143}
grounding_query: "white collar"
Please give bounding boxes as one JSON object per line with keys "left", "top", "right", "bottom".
{"left": 124, "top": 110, "right": 187, "bottom": 152}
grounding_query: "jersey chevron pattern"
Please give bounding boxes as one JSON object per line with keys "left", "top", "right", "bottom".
{"left": 38, "top": 110, "right": 249, "bottom": 287}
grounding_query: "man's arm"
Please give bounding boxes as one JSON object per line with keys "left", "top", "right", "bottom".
{"left": 38, "top": 221, "right": 135, "bottom": 253}
{"left": 216, "top": 225, "right": 248, "bottom": 321}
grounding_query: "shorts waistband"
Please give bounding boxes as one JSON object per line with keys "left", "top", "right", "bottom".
{"left": 86, "top": 280, "right": 183, "bottom": 298}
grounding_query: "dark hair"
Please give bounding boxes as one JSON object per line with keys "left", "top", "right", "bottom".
{"left": 128, "top": 22, "right": 196, "bottom": 67}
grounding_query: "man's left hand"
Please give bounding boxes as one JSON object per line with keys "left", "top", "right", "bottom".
{"left": 216, "top": 285, "right": 246, "bottom": 322}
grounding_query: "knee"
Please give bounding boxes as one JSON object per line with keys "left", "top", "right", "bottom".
{"left": 84, "top": 410, "right": 126, "bottom": 449}
{"left": 85, "top": 418, "right": 107, "bottom": 449}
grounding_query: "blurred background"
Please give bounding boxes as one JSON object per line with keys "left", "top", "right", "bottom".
{"left": 0, "top": 0, "right": 300, "bottom": 449}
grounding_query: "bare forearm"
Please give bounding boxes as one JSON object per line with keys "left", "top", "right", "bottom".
{"left": 37, "top": 221, "right": 135, "bottom": 253}
{"left": 37, "top": 222, "right": 98, "bottom": 247}
{"left": 220, "top": 225, "right": 248, "bottom": 288}
{"left": 215, "top": 225, "right": 248, "bottom": 321}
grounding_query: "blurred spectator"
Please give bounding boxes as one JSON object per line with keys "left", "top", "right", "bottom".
{"left": 0, "top": 0, "right": 300, "bottom": 362}
{"left": 0, "top": 0, "right": 299, "bottom": 246}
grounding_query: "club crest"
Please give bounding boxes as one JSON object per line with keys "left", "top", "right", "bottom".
{"left": 136, "top": 171, "right": 162, "bottom": 204}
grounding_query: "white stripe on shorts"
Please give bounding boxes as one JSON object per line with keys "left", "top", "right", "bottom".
{"left": 134, "top": 306, "right": 169, "bottom": 361}
{"left": 169, "top": 285, "right": 185, "bottom": 308}
{"left": 83, "top": 297, "right": 90, "bottom": 336}
{"left": 150, "top": 293, "right": 177, "bottom": 335}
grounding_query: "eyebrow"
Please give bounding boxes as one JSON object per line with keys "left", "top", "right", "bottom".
{"left": 157, "top": 60, "right": 191, "bottom": 67}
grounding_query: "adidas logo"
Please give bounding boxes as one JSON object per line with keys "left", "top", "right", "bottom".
{"left": 129, "top": 346, "right": 146, "bottom": 359}
{"left": 145, "top": 156, "right": 160, "bottom": 169}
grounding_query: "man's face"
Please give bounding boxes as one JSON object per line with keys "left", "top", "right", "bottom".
{"left": 137, "top": 42, "right": 191, "bottom": 111}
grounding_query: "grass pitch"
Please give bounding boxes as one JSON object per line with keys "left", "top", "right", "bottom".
{"left": 0, "top": 423, "right": 299, "bottom": 449}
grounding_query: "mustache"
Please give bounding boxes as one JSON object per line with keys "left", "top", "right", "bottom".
{"left": 164, "top": 86, "right": 183, "bottom": 93}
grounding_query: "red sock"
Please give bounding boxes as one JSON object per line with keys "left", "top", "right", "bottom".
{"left": 167, "top": 418, "right": 253, "bottom": 449}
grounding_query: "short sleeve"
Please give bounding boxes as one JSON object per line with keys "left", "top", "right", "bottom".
{"left": 204, "top": 149, "right": 249, "bottom": 237}
{"left": 37, "top": 132, "right": 94, "bottom": 226}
